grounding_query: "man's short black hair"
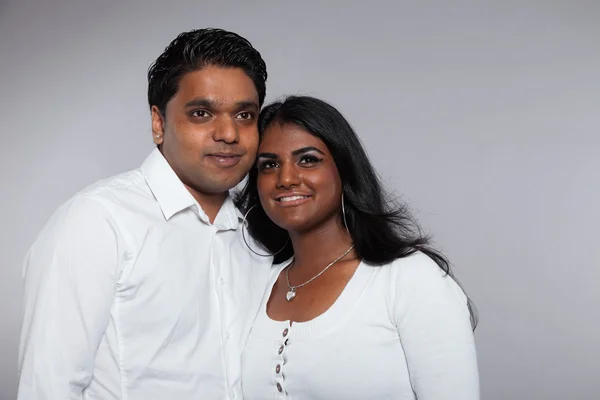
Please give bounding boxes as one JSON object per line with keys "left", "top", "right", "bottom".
{"left": 147, "top": 28, "right": 267, "bottom": 116}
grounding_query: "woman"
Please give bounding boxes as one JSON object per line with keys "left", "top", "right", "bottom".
{"left": 236, "top": 96, "right": 479, "bottom": 399}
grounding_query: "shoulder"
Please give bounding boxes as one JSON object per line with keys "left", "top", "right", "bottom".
{"left": 383, "top": 251, "right": 468, "bottom": 307}
{"left": 73, "top": 168, "right": 147, "bottom": 206}
{"left": 389, "top": 251, "right": 450, "bottom": 282}
{"left": 59, "top": 168, "right": 147, "bottom": 218}
{"left": 36, "top": 169, "right": 145, "bottom": 241}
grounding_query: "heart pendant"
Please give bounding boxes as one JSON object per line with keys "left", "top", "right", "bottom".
{"left": 286, "top": 290, "right": 296, "bottom": 302}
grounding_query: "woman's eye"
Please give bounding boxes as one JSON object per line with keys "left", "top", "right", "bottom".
{"left": 191, "top": 110, "right": 210, "bottom": 118}
{"left": 299, "top": 156, "right": 321, "bottom": 165}
{"left": 236, "top": 112, "right": 253, "bottom": 120}
{"left": 258, "top": 161, "right": 277, "bottom": 171}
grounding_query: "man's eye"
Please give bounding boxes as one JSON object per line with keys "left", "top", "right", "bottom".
{"left": 191, "top": 110, "right": 210, "bottom": 118}
{"left": 237, "top": 112, "right": 253, "bottom": 120}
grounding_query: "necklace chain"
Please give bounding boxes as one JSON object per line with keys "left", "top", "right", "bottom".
{"left": 285, "top": 244, "right": 355, "bottom": 299}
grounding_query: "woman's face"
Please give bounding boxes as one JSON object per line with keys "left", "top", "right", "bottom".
{"left": 256, "top": 123, "right": 343, "bottom": 234}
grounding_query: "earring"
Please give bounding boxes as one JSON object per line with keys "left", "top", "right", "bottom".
{"left": 241, "top": 204, "right": 289, "bottom": 257}
{"left": 341, "top": 193, "right": 350, "bottom": 233}
{"left": 155, "top": 134, "right": 161, "bottom": 139}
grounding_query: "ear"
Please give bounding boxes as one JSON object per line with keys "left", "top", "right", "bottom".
{"left": 151, "top": 106, "right": 165, "bottom": 146}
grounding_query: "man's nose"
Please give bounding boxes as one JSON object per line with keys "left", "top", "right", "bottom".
{"left": 213, "top": 116, "right": 240, "bottom": 144}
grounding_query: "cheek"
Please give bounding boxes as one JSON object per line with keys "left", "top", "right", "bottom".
{"left": 169, "top": 120, "right": 206, "bottom": 148}
{"left": 313, "top": 168, "right": 342, "bottom": 192}
{"left": 241, "top": 128, "right": 259, "bottom": 152}
{"left": 313, "top": 169, "right": 342, "bottom": 206}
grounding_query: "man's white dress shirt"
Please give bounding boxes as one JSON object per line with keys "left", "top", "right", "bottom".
{"left": 18, "top": 148, "right": 272, "bottom": 400}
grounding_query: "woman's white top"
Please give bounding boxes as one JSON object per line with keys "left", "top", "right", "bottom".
{"left": 241, "top": 251, "right": 479, "bottom": 399}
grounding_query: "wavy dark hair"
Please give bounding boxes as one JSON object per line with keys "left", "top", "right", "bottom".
{"left": 235, "top": 96, "right": 477, "bottom": 328}
{"left": 147, "top": 28, "right": 267, "bottom": 116}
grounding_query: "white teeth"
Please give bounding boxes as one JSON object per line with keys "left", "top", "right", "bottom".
{"left": 279, "top": 195, "right": 308, "bottom": 202}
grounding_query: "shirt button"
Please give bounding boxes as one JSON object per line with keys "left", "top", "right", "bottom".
{"left": 219, "top": 277, "right": 225, "bottom": 286}
{"left": 282, "top": 328, "right": 289, "bottom": 337}
{"left": 275, "top": 364, "right": 281, "bottom": 374}
{"left": 278, "top": 345, "right": 284, "bottom": 354}
{"left": 276, "top": 383, "right": 283, "bottom": 392}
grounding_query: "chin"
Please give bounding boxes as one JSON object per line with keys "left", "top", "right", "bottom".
{"left": 216, "top": 172, "right": 248, "bottom": 190}
{"left": 275, "top": 206, "right": 342, "bottom": 234}
{"left": 271, "top": 216, "right": 318, "bottom": 234}
{"left": 195, "top": 177, "right": 242, "bottom": 195}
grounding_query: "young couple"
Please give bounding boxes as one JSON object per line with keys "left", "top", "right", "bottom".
{"left": 18, "top": 29, "right": 479, "bottom": 399}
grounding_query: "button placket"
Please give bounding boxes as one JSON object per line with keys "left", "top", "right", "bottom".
{"left": 273, "top": 323, "right": 291, "bottom": 397}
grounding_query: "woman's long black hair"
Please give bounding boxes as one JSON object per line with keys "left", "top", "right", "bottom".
{"left": 235, "top": 96, "right": 477, "bottom": 328}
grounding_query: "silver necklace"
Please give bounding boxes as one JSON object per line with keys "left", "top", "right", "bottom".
{"left": 285, "top": 244, "right": 355, "bottom": 302}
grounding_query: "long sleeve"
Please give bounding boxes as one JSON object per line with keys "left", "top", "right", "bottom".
{"left": 18, "top": 196, "right": 121, "bottom": 400}
{"left": 392, "top": 252, "right": 480, "bottom": 399}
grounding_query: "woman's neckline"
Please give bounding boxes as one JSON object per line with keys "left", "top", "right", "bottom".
{"left": 264, "top": 259, "right": 365, "bottom": 325}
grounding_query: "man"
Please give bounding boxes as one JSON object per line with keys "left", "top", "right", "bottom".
{"left": 18, "top": 28, "right": 272, "bottom": 399}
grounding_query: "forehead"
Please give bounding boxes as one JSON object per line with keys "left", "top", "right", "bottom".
{"left": 260, "top": 123, "right": 331, "bottom": 155}
{"left": 172, "top": 65, "right": 258, "bottom": 105}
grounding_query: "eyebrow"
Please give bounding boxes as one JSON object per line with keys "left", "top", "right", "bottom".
{"left": 292, "top": 146, "right": 326, "bottom": 156}
{"left": 257, "top": 146, "right": 326, "bottom": 160}
{"left": 256, "top": 152, "right": 277, "bottom": 160}
{"left": 184, "top": 98, "right": 259, "bottom": 111}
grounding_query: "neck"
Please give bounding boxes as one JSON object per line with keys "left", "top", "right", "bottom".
{"left": 289, "top": 220, "right": 355, "bottom": 274}
{"left": 184, "top": 184, "right": 228, "bottom": 223}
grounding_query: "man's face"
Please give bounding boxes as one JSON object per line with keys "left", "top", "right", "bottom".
{"left": 151, "top": 65, "right": 260, "bottom": 202}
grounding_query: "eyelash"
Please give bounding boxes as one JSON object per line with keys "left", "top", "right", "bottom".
{"left": 191, "top": 109, "right": 211, "bottom": 118}
{"left": 257, "top": 155, "right": 323, "bottom": 171}
{"left": 236, "top": 112, "right": 254, "bottom": 120}
{"left": 299, "top": 155, "right": 321, "bottom": 164}
{"left": 257, "top": 161, "right": 277, "bottom": 171}
{"left": 189, "top": 110, "right": 255, "bottom": 120}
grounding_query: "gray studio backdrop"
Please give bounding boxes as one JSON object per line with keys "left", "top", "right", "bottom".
{"left": 1, "top": 1, "right": 599, "bottom": 399}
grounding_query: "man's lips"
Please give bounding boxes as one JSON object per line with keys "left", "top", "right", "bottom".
{"left": 207, "top": 152, "right": 243, "bottom": 157}
{"left": 205, "top": 153, "right": 243, "bottom": 167}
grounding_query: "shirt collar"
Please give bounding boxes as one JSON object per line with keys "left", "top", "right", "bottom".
{"left": 216, "top": 196, "right": 243, "bottom": 231}
{"left": 141, "top": 148, "right": 197, "bottom": 221}
{"left": 141, "top": 148, "right": 243, "bottom": 230}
